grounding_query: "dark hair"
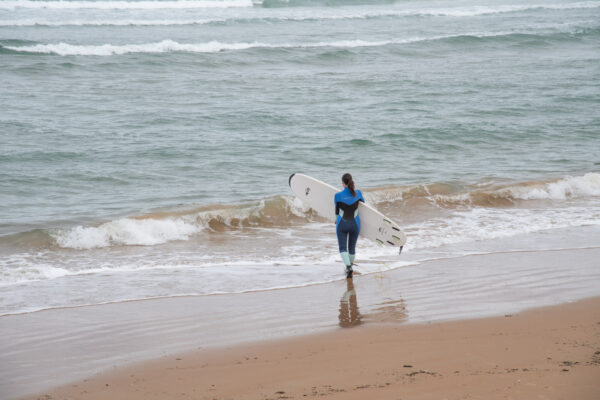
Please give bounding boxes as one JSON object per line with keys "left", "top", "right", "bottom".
{"left": 342, "top": 173, "right": 356, "bottom": 197}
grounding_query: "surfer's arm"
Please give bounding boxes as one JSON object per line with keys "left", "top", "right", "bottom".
{"left": 334, "top": 199, "right": 345, "bottom": 223}
{"left": 334, "top": 192, "right": 341, "bottom": 216}
{"left": 334, "top": 193, "right": 342, "bottom": 223}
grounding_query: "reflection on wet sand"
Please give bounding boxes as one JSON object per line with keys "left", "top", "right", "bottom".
{"left": 364, "top": 298, "right": 408, "bottom": 324}
{"left": 339, "top": 278, "right": 362, "bottom": 327}
{"left": 338, "top": 277, "right": 409, "bottom": 327}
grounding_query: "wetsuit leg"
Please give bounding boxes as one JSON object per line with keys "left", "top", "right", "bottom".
{"left": 336, "top": 220, "right": 351, "bottom": 267}
{"left": 347, "top": 220, "right": 359, "bottom": 258}
{"left": 336, "top": 221, "right": 348, "bottom": 253}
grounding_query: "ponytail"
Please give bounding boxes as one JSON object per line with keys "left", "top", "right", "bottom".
{"left": 342, "top": 173, "right": 356, "bottom": 197}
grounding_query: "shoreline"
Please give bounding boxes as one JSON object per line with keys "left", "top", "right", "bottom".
{"left": 3, "top": 237, "right": 600, "bottom": 319}
{"left": 2, "top": 246, "right": 600, "bottom": 399}
{"left": 23, "top": 297, "right": 600, "bottom": 400}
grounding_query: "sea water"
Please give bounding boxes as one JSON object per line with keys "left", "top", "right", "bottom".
{"left": 1, "top": 0, "right": 599, "bottom": 315}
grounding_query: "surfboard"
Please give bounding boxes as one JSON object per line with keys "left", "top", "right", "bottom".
{"left": 289, "top": 173, "right": 407, "bottom": 252}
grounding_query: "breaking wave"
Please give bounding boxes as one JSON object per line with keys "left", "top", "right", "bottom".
{"left": 0, "top": 0, "right": 253, "bottom": 10}
{"left": 1, "top": 173, "right": 598, "bottom": 251}
{"left": 3, "top": 2, "right": 599, "bottom": 26}
{"left": 2, "top": 38, "right": 423, "bottom": 56}
{"left": 50, "top": 195, "right": 312, "bottom": 249}
{"left": 0, "top": 18, "right": 224, "bottom": 26}
{"left": 4, "top": 0, "right": 598, "bottom": 12}
{"left": 5, "top": 27, "right": 595, "bottom": 56}
{"left": 367, "top": 172, "right": 600, "bottom": 207}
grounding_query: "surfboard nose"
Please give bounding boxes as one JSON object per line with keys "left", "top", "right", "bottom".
{"left": 288, "top": 173, "right": 296, "bottom": 187}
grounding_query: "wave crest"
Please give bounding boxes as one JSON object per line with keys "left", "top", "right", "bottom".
{"left": 6, "top": 26, "right": 596, "bottom": 56}
{"left": 4, "top": 173, "right": 599, "bottom": 250}
{"left": 3, "top": 38, "right": 408, "bottom": 56}
{"left": 50, "top": 195, "right": 314, "bottom": 249}
{"left": 2, "top": 1, "right": 598, "bottom": 18}
{"left": 53, "top": 217, "right": 201, "bottom": 249}
{"left": 366, "top": 173, "right": 600, "bottom": 208}
{"left": 0, "top": 0, "right": 253, "bottom": 10}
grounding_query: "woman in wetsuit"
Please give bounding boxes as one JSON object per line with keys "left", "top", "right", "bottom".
{"left": 334, "top": 173, "right": 365, "bottom": 278}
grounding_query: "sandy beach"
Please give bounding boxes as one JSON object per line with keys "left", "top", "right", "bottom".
{"left": 23, "top": 296, "right": 599, "bottom": 400}
{"left": 3, "top": 1, "right": 600, "bottom": 399}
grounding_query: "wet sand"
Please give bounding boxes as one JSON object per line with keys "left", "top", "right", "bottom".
{"left": 2, "top": 246, "right": 599, "bottom": 399}
{"left": 24, "top": 296, "right": 600, "bottom": 400}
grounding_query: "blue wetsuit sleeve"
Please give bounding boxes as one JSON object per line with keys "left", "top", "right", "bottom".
{"left": 359, "top": 190, "right": 365, "bottom": 203}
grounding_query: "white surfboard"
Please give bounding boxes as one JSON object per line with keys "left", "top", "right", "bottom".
{"left": 289, "top": 173, "right": 406, "bottom": 252}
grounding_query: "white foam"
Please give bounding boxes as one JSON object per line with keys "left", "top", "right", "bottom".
{"left": 283, "top": 195, "right": 313, "bottom": 217}
{"left": 413, "top": 2, "right": 600, "bottom": 17}
{"left": 0, "top": 18, "right": 222, "bottom": 27}
{"left": 2, "top": 34, "right": 490, "bottom": 56}
{"left": 506, "top": 173, "right": 600, "bottom": 200}
{"left": 0, "top": 0, "right": 253, "bottom": 10}
{"left": 2, "top": 0, "right": 597, "bottom": 12}
{"left": 52, "top": 217, "right": 203, "bottom": 249}
{"left": 6, "top": 40, "right": 261, "bottom": 56}
{"left": 353, "top": 260, "right": 418, "bottom": 275}
{"left": 365, "top": 173, "right": 600, "bottom": 208}
{"left": 5, "top": 38, "right": 409, "bottom": 56}
{"left": 49, "top": 196, "right": 307, "bottom": 249}
{"left": 405, "top": 204, "right": 600, "bottom": 251}
{"left": 9, "top": 23, "right": 582, "bottom": 56}
{"left": 0, "top": 254, "right": 74, "bottom": 285}
{"left": 2, "top": 1, "right": 599, "bottom": 29}
{"left": 0, "top": 252, "right": 212, "bottom": 286}
{"left": 363, "top": 188, "right": 404, "bottom": 204}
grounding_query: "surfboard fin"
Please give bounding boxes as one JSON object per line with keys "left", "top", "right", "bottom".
{"left": 399, "top": 245, "right": 403, "bottom": 255}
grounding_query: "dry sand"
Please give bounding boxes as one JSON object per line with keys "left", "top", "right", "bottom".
{"left": 27, "top": 296, "right": 600, "bottom": 400}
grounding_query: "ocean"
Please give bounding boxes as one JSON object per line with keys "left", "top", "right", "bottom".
{"left": 1, "top": 0, "right": 599, "bottom": 316}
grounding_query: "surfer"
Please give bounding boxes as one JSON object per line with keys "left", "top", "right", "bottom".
{"left": 334, "top": 173, "right": 365, "bottom": 278}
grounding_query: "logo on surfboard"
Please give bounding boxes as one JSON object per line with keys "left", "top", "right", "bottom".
{"left": 305, "top": 187, "right": 311, "bottom": 196}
